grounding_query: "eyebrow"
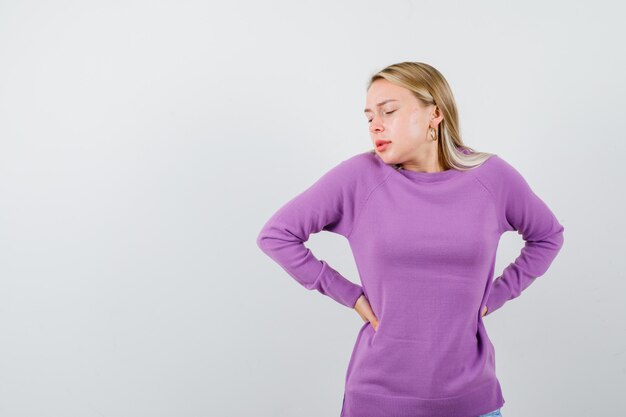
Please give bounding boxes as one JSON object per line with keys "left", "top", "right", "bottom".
{"left": 364, "top": 99, "right": 399, "bottom": 113}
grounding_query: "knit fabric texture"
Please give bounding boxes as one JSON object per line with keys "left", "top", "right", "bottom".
{"left": 256, "top": 148, "right": 565, "bottom": 417}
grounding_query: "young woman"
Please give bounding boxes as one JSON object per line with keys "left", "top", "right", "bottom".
{"left": 256, "top": 61, "right": 565, "bottom": 417}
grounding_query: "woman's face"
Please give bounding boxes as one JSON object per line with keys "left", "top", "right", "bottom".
{"left": 364, "top": 78, "right": 442, "bottom": 166}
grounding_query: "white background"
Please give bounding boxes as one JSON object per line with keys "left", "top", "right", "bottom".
{"left": 0, "top": 1, "right": 624, "bottom": 416}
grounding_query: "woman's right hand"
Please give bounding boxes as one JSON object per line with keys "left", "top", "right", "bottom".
{"left": 354, "top": 294, "right": 379, "bottom": 331}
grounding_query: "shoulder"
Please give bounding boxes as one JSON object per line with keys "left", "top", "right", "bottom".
{"left": 481, "top": 153, "right": 519, "bottom": 173}
{"left": 340, "top": 149, "right": 387, "bottom": 168}
{"left": 470, "top": 153, "right": 523, "bottom": 181}
{"left": 470, "top": 153, "right": 534, "bottom": 204}
{"left": 455, "top": 146, "right": 519, "bottom": 179}
{"left": 296, "top": 151, "right": 391, "bottom": 204}
{"left": 325, "top": 150, "right": 391, "bottom": 185}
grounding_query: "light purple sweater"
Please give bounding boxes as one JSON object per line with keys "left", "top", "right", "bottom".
{"left": 256, "top": 148, "right": 565, "bottom": 417}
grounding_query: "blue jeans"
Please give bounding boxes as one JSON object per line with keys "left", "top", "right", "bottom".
{"left": 477, "top": 408, "right": 502, "bottom": 417}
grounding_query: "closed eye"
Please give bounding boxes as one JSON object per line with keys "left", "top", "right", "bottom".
{"left": 367, "top": 110, "right": 396, "bottom": 123}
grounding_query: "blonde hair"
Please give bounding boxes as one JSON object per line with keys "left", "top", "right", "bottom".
{"left": 366, "top": 61, "right": 493, "bottom": 171}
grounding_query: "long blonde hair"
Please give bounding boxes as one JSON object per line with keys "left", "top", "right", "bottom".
{"left": 366, "top": 61, "right": 493, "bottom": 171}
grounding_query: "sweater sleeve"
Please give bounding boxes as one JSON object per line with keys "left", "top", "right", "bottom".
{"left": 485, "top": 156, "right": 565, "bottom": 315}
{"left": 256, "top": 155, "right": 372, "bottom": 309}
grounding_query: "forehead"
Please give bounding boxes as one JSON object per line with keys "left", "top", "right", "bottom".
{"left": 364, "top": 79, "right": 412, "bottom": 110}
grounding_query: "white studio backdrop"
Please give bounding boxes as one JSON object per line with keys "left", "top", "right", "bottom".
{"left": 0, "top": 1, "right": 624, "bottom": 416}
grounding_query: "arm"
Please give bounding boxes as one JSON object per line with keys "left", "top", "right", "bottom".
{"left": 485, "top": 157, "right": 565, "bottom": 315}
{"left": 256, "top": 156, "right": 370, "bottom": 309}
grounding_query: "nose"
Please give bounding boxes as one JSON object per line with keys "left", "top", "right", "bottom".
{"left": 369, "top": 116, "right": 384, "bottom": 133}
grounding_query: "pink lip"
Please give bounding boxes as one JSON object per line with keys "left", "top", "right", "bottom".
{"left": 376, "top": 142, "right": 390, "bottom": 152}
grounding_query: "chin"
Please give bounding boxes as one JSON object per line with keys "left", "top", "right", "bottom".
{"left": 375, "top": 150, "right": 400, "bottom": 165}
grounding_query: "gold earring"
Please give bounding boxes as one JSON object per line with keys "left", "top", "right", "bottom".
{"left": 430, "top": 127, "right": 437, "bottom": 141}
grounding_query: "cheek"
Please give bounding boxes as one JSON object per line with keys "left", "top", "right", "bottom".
{"left": 396, "top": 116, "right": 422, "bottom": 141}
{"left": 407, "top": 115, "right": 429, "bottom": 138}
{"left": 391, "top": 115, "right": 412, "bottom": 134}
{"left": 406, "top": 112, "right": 425, "bottom": 129}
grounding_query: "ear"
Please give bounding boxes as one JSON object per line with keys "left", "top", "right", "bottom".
{"left": 431, "top": 105, "right": 444, "bottom": 126}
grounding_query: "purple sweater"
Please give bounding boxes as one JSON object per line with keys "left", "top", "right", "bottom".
{"left": 256, "top": 149, "right": 564, "bottom": 417}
